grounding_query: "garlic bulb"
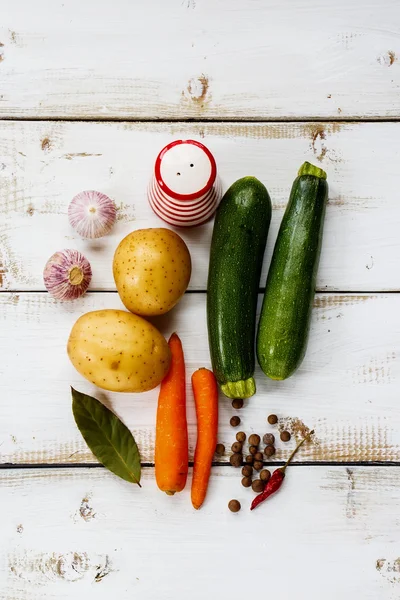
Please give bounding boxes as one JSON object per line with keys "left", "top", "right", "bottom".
{"left": 68, "top": 190, "right": 116, "bottom": 239}
{"left": 43, "top": 249, "right": 92, "bottom": 300}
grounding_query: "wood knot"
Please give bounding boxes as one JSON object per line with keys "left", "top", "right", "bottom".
{"left": 41, "top": 137, "right": 52, "bottom": 152}
{"left": 185, "top": 74, "right": 210, "bottom": 106}
{"left": 377, "top": 51, "right": 396, "bottom": 66}
{"left": 376, "top": 557, "right": 400, "bottom": 584}
{"left": 79, "top": 496, "right": 96, "bottom": 521}
{"left": 310, "top": 126, "right": 327, "bottom": 162}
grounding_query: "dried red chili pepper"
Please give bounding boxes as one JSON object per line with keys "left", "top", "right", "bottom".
{"left": 250, "top": 429, "right": 314, "bottom": 511}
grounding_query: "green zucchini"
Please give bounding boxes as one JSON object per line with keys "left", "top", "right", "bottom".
{"left": 207, "top": 176, "right": 272, "bottom": 399}
{"left": 257, "top": 161, "right": 328, "bottom": 380}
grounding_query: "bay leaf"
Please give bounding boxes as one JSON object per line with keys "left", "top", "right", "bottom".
{"left": 71, "top": 387, "right": 141, "bottom": 486}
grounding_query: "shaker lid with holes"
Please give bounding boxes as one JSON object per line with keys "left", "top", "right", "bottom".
{"left": 155, "top": 139, "right": 217, "bottom": 200}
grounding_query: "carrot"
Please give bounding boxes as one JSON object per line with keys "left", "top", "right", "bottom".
{"left": 155, "top": 333, "right": 188, "bottom": 495}
{"left": 191, "top": 367, "right": 218, "bottom": 509}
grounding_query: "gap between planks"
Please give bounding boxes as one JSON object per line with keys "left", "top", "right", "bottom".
{"left": 2, "top": 461, "right": 400, "bottom": 471}
{"left": 2, "top": 290, "right": 400, "bottom": 295}
{"left": 0, "top": 116, "right": 399, "bottom": 124}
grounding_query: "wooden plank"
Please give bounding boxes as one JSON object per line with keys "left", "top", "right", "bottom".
{"left": 1, "top": 120, "right": 400, "bottom": 292}
{"left": 1, "top": 0, "right": 400, "bottom": 119}
{"left": 1, "top": 292, "right": 400, "bottom": 465}
{"left": 1, "top": 465, "right": 399, "bottom": 599}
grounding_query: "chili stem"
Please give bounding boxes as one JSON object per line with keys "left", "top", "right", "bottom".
{"left": 280, "top": 429, "right": 314, "bottom": 474}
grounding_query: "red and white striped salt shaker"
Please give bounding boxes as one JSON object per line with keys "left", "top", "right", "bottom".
{"left": 148, "top": 139, "right": 222, "bottom": 227}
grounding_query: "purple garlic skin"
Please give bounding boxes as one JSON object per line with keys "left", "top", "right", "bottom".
{"left": 68, "top": 190, "right": 117, "bottom": 239}
{"left": 44, "top": 249, "right": 92, "bottom": 300}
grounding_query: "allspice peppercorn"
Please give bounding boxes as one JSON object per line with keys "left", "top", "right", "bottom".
{"left": 268, "top": 414, "right": 278, "bottom": 425}
{"left": 260, "top": 469, "right": 271, "bottom": 482}
{"left": 230, "top": 416, "right": 241, "bottom": 427}
{"left": 215, "top": 443, "right": 225, "bottom": 456}
{"left": 253, "top": 460, "right": 263, "bottom": 471}
{"left": 241, "top": 476, "right": 252, "bottom": 488}
{"left": 280, "top": 431, "right": 291, "bottom": 442}
{"left": 248, "top": 434, "right": 261, "bottom": 447}
{"left": 254, "top": 452, "right": 263, "bottom": 462}
{"left": 228, "top": 499, "right": 241, "bottom": 512}
{"left": 242, "top": 465, "right": 253, "bottom": 477}
{"left": 236, "top": 431, "right": 246, "bottom": 443}
{"left": 232, "top": 398, "right": 244, "bottom": 410}
{"left": 230, "top": 453, "right": 243, "bottom": 467}
{"left": 263, "top": 433, "right": 275, "bottom": 445}
{"left": 251, "top": 479, "right": 265, "bottom": 493}
{"left": 231, "top": 442, "right": 242, "bottom": 453}
{"left": 264, "top": 445, "right": 276, "bottom": 457}
{"left": 249, "top": 445, "right": 258, "bottom": 456}
{"left": 245, "top": 455, "right": 254, "bottom": 465}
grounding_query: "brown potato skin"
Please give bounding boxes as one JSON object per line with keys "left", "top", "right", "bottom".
{"left": 113, "top": 228, "right": 191, "bottom": 316}
{"left": 67, "top": 309, "right": 171, "bottom": 392}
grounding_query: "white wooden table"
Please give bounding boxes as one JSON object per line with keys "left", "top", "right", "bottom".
{"left": 1, "top": 1, "right": 400, "bottom": 598}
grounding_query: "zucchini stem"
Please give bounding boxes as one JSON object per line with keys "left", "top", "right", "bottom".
{"left": 221, "top": 377, "right": 256, "bottom": 399}
{"left": 298, "top": 161, "right": 327, "bottom": 180}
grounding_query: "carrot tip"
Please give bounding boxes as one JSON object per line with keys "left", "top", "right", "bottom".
{"left": 165, "top": 491, "right": 176, "bottom": 496}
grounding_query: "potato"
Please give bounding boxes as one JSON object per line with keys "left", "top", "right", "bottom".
{"left": 113, "top": 228, "right": 191, "bottom": 316}
{"left": 67, "top": 309, "right": 171, "bottom": 392}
